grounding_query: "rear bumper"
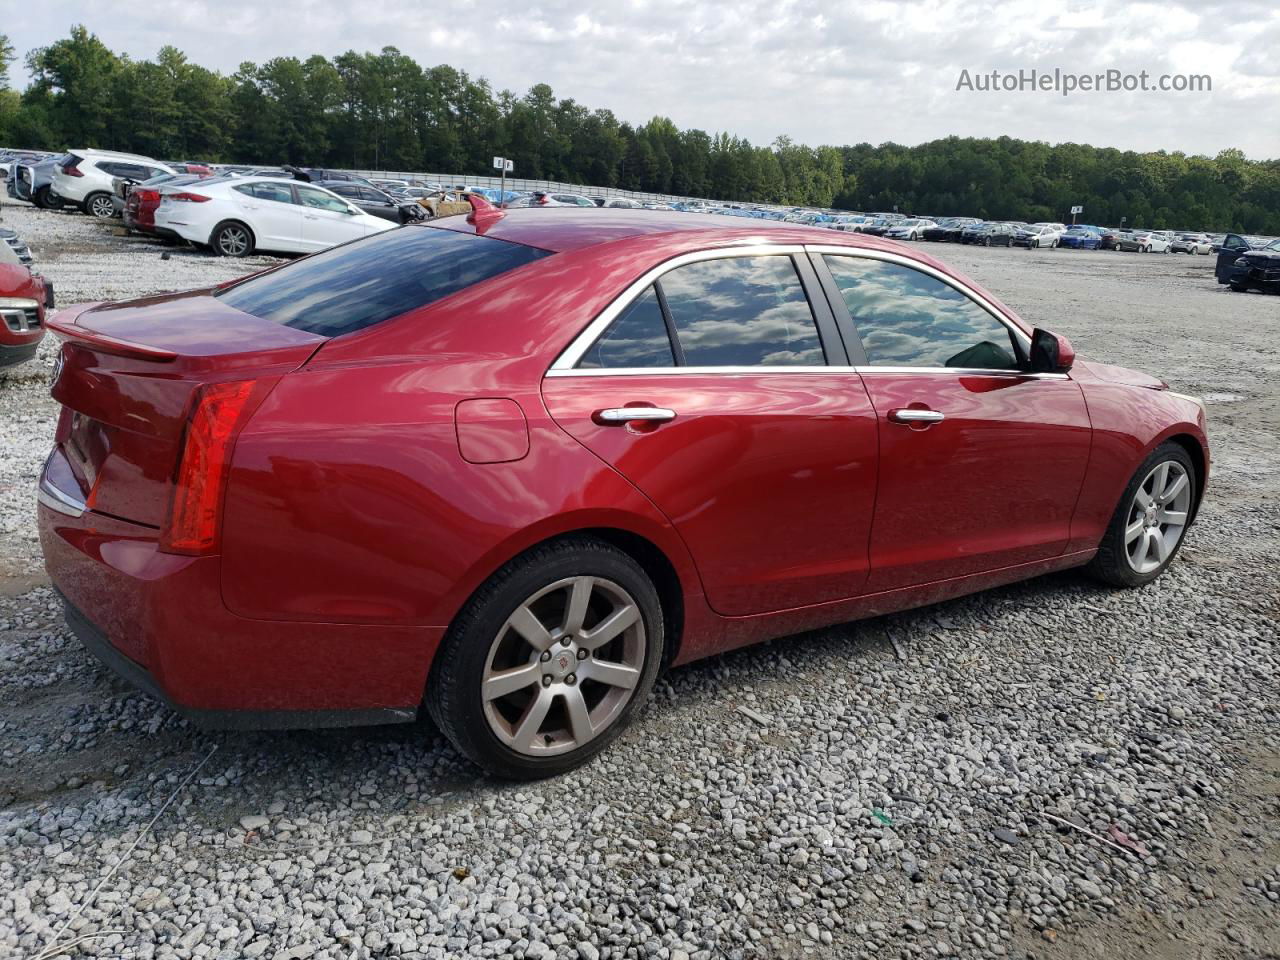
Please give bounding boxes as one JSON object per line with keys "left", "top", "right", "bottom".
{"left": 59, "top": 593, "right": 415, "bottom": 729}
{"left": 38, "top": 455, "right": 442, "bottom": 727}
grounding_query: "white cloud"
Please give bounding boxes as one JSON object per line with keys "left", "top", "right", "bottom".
{"left": 8, "top": 0, "right": 1280, "bottom": 158}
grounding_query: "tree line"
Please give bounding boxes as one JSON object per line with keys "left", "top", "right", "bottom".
{"left": 1, "top": 27, "right": 1277, "bottom": 233}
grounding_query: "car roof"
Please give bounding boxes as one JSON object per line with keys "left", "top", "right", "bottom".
{"left": 428, "top": 207, "right": 977, "bottom": 259}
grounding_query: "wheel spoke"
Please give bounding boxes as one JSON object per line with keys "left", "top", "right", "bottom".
{"left": 1152, "top": 462, "right": 1170, "bottom": 498}
{"left": 582, "top": 658, "right": 641, "bottom": 690}
{"left": 579, "top": 603, "right": 640, "bottom": 651}
{"left": 1158, "top": 508, "right": 1187, "bottom": 526}
{"left": 562, "top": 686, "right": 594, "bottom": 744}
{"left": 1124, "top": 517, "right": 1145, "bottom": 544}
{"left": 1133, "top": 488, "right": 1153, "bottom": 510}
{"left": 483, "top": 662, "right": 541, "bottom": 701}
{"left": 1150, "top": 529, "right": 1171, "bottom": 563}
{"left": 508, "top": 604, "right": 555, "bottom": 652}
{"left": 563, "top": 577, "right": 593, "bottom": 635}
{"left": 1161, "top": 471, "right": 1188, "bottom": 503}
{"left": 511, "top": 688, "right": 554, "bottom": 751}
{"left": 1130, "top": 531, "right": 1151, "bottom": 569}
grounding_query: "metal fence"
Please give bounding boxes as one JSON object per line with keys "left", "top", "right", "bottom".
{"left": 345, "top": 170, "right": 707, "bottom": 206}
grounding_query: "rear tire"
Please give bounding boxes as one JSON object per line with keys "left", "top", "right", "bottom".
{"left": 426, "top": 537, "right": 665, "bottom": 780}
{"left": 33, "top": 186, "right": 62, "bottom": 210}
{"left": 1088, "top": 442, "right": 1196, "bottom": 588}
{"left": 211, "top": 221, "right": 254, "bottom": 257}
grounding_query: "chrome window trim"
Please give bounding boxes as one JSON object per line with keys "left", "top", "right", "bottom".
{"left": 545, "top": 365, "right": 1068, "bottom": 379}
{"left": 548, "top": 244, "right": 807, "bottom": 371}
{"left": 804, "top": 244, "right": 1033, "bottom": 351}
{"left": 547, "top": 242, "right": 1064, "bottom": 380}
{"left": 546, "top": 365, "right": 854, "bottom": 378}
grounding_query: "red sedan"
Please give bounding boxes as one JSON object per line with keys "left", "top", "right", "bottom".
{"left": 0, "top": 261, "right": 52, "bottom": 368}
{"left": 38, "top": 202, "right": 1208, "bottom": 778}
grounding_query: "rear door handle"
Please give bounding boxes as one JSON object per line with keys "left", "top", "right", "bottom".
{"left": 888, "top": 409, "right": 945, "bottom": 424}
{"left": 596, "top": 407, "right": 677, "bottom": 424}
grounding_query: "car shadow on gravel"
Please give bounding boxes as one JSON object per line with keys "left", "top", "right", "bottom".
{"left": 4, "top": 565, "right": 1121, "bottom": 817}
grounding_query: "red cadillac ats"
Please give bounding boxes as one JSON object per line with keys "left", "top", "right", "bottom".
{"left": 38, "top": 202, "right": 1209, "bottom": 778}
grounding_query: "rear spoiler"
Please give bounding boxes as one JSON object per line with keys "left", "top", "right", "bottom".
{"left": 46, "top": 309, "right": 178, "bottom": 363}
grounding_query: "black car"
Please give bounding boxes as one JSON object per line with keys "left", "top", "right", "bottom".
{"left": 313, "top": 180, "right": 426, "bottom": 224}
{"left": 1217, "top": 234, "right": 1280, "bottom": 292}
{"left": 921, "top": 218, "right": 976, "bottom": 242}
{"left": 289, "top": 167, "right": 375, "bottom": 186}
{"left": 959, "top": 222, "right": 1014, "bottom": 246}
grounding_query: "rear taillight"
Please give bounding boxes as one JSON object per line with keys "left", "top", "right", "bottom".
{"left": 538, "top": 195, "right": 550, "bottom": 205}
{"left": 161, "top": 380, "right": 256, "bottom": 555}
{"left": 61, "top": 160, "right": 84, "bottom": 178}
{"left": 169, "top": 192, "right": 211, "bottom": 203}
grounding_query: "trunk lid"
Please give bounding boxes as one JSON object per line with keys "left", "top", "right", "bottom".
{"left": 48, "top": 289, "right": 324, "bottom": 528}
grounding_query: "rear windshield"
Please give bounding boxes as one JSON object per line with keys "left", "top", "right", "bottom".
{"left": 216, "top": 226, "right": 550, "bottom": 337}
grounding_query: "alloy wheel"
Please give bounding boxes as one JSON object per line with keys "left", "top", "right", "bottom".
{"left": 89, "top": 195, "right": 115, "bottom": 218}
{"left": 1124, "top": 460, "right": 1192, "bottom": 574}
{"left": 217, "top": 226, "right": 250, "bottom": 256}
{"left": 482, "top": 576, "right": 646, "bottom": 756}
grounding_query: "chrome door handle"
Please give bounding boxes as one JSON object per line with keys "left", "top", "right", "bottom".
{"left": 596, "top": 407, "right": 676, "bottom": 424}
{"left": 889, "top": 409, "right": 945, "bottom": 424}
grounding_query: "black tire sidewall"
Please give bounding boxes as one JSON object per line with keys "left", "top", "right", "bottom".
{"left": 1089, "top": 442, "right": 1197, "bottom": 588}
{"left": 427, "top": 538, "right": 665, "bottom": 780}
{"left": 213, "top": 222, "right": 253, "bottom": 257}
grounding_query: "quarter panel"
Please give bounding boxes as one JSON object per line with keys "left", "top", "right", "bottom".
{"left": 219, "top": 361, "right": 703, "bottom": 629}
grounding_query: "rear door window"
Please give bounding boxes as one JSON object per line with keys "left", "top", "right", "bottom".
{"left": 659, "top": 256, "right": 825, "bottom": 366}
{"left": 577, "top": 286, "right": 676, "bottom": 369}
{"left": 216, "top": 226, "right": 551, "bottom": 337}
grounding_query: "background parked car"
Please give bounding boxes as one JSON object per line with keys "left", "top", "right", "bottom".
{"left": 51, "top": 150, "right": 175, "bottom": 218}
{"left": 885, "top": 218, "right": 936, "bottom": 241}
{"left": 1059, "top": 225, "right": 1103, "bottom": 250}
{"left": 961, "top": 222, "right": 1015, "bottom": 246}
{"left": 0, "top": 259, "right": 52, "bottom": 368}
{"left": 123, "top": 174, "right": 214, "bottom": 237}
{"left": 921, "top": 217, "right": 978, "bottom": 241}
{"left": 1118, "top": 229, "right": 1172, "bottom": 253}
{"left": 154, "top": 176, "right": 395, "bottom": 256}
{"left": 7, "top": 153, "right": 71, "bottom": 209}
{"left": 1171, "top": 233, "right": 1213, "bottom": 254}
{"left": 1013, "top": 224, "right": 1063, "bottom": 248}
{"left": 315, "top": 180, "right": 426, "bottom": 224}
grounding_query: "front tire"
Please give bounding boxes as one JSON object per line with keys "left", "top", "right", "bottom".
{"left": 427, "top": 537, "right": 665, "bottom": 779}
{"left": 211, "top": 221, "right": 254, "bottom": 257}
{"left": 1088, "top": 442, "right": 1196, "bottom": 588}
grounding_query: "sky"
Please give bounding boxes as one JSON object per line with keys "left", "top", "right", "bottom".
{"left": 7, "top": 0, "right": 1280, "bottom": 160}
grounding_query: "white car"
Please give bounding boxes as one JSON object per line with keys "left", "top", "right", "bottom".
{"left": 154, "top": 177, "right": 395, "bottom": 257}
{"left": 885, "top": 218, "right": 936, "bottom": 241}
{"left": 51, "top": 149, "right": 175, "bottom": 219}
{"left": 1118, "top": 229, "right": 1172, "bottom": 253}
{"left": 1013, "top": 224, "right": 1064, "bottom": 248}
{"left": 1170, "top": 232, "right": 1212, "bottom": 255}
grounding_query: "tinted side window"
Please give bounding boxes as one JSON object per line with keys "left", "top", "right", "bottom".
{"left": 217, "top": 227, "right": 550, "bottom": 337}
{"left": 577, "top": 286, "right": 675, "bottom": 369}
{"left": 295, "top": 185, "right": 350, "bottom": 212}
{"left": 659, "top": 256, "right": 825, "bottom": 366}
{"left": 252, "top": 181, "right": 295, "bottom": 204}
{"left": 823, "top": 256, "right": 1019, "bottom": 370}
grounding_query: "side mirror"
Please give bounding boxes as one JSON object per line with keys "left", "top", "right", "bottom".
{"left": 1029, "top": 328, "right": 1075, "bottom": 373}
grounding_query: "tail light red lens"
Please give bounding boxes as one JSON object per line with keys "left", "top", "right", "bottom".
{"left": 169, "top": 192, "right": 211, "bottom": 203}
{"left": 62, "top": 162, "right": 84, "bottom": 178}
{"left": 161, "top": 380, "right": 256, "bottom": 555}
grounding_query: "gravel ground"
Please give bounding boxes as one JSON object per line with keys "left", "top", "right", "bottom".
{"left": 0, "top": 197, "right": 1276, "bottom": 960}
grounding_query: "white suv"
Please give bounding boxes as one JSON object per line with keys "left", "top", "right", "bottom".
{"left": 52, "top": 150, "right": 175, "bottom": 219}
